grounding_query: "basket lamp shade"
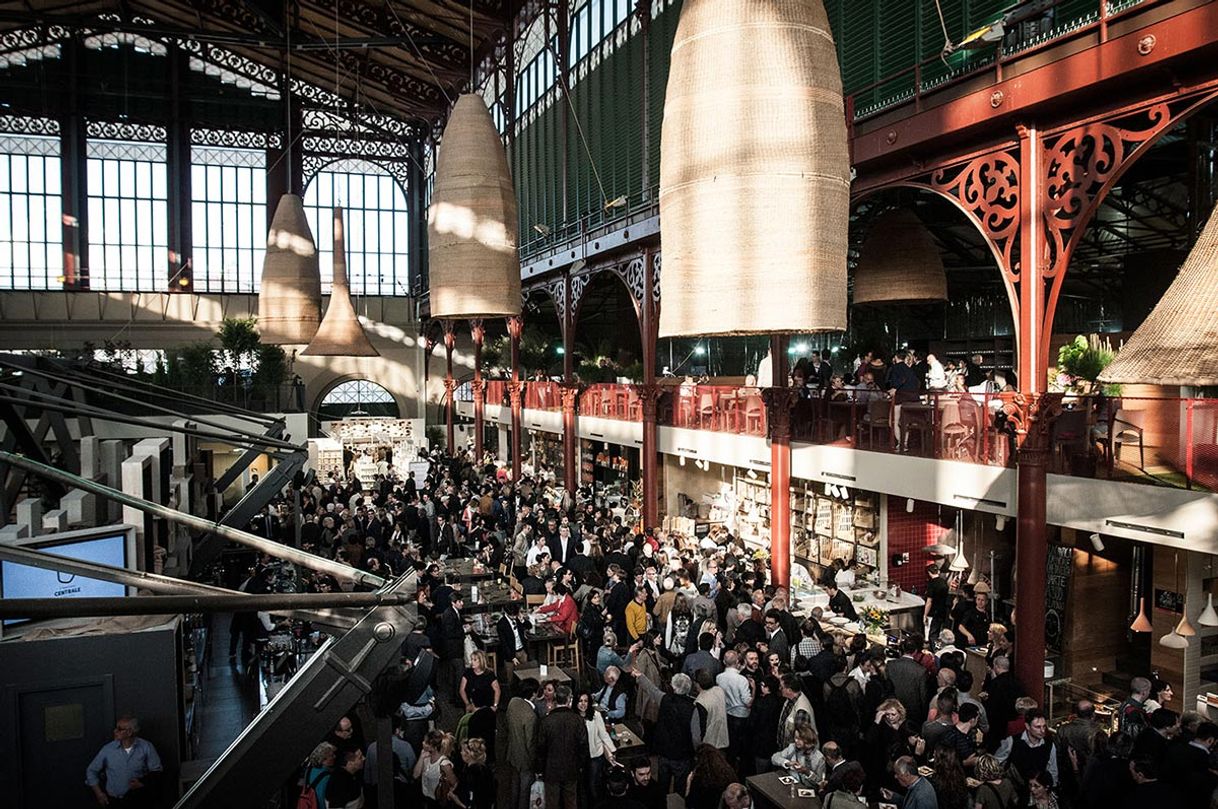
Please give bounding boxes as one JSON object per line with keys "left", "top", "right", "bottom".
{"left": 427, "top": 94, "right": 521, "bottom": 319}
{"left": 1099, "top": 205, "right": 1218, "bottom": 385}
{"left": 302, "top": 206, "right": 379, "bottom": 357}
{"left": 257, "top": 194, "right": 322, "bottom": 345}
{"left": 853, "top": 210, "right": 949, "bottom": 305}
{"left": 657, "top": 0, "right": 850, "bottom": 337}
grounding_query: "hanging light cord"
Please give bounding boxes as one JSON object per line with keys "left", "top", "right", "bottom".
{"left": 933, "top": 0, "right": 955, "bottom": 61}
{"left": 386, "top": 1, "right": 454, "bottom": 105}
{"left": 546, "top": 38, "right": 612, "bottom": 208}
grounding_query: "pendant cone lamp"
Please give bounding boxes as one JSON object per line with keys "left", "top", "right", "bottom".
{"left": 853, "top": 209, "right": 949, "bottom": 305}
{"left": 302, "top": 206, "right": 378, "bottom": 357}
{"left": 1199, "top": 593, "right": 1218, "bottom": 627}
{"left": 1129, "top": 598, "right": 1152, "bottom": 632}
{"left": 1175, "top": 613, "right": 1196, "bottom": 637}
{"left": 657, "top": 0, "right": 850, "bottom": 337}
{"left": 1100, "top": 205, "right": 1218, "bottom": 385}
{"left": 428, "top": 94, "right": 520, "bottom": 319}
{"left": 1160, "top": 630, "right": 1189, "bottom": 649}
{"left": 257, "top": 194, "right": 322, "bottom": 345}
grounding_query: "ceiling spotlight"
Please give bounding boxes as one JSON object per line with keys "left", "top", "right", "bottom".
{"left": 1089, "top": 533, "right": 1105, "bottom": 552}
{"left": 906, "top": 498, "right": 915, "bottom": 513}
{"left": 532, "top": 223, "right": 551, "bottom": 236}
{"left": 995, "top": 515, "right": 1006, "bottom": 531}
{"left": 693, "top": 345, "right": 706, "bottom": 356}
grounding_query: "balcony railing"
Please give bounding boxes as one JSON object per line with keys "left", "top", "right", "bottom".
{"left": 1049, "top": 395, "right": 1218, "bottom": 490}
{"left": 523, "top": 380, "right": 562, "bottom": 411}
{"left": 579, "top": 383, "right": 641, "bottom": 420}
{"left": 663, "top": 384, "right": 769, "bottom": 438}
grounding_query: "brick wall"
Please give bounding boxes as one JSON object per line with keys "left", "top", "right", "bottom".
{"left": 886, "top": 498, "right": 952, "bottom": 594}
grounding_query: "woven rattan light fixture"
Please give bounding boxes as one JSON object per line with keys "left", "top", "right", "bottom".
{"left": 1100, "top": 205, "right": 1218, "bottom": 385}
{"left": 303, "top": 206, "right": 378, "bottom": 357}
{"left": 853, "top": 209, "right": 948, "bottom": 305}
{"left": 257, "top": 194, "right": 322, "bottom": 345}
{"left": 428, "top": 94, "right": 520, "bottom": 319}
{"left": 657, "top": 0, "right": 850, "bottom": 337}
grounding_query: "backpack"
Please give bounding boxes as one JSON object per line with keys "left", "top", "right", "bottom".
{"left": 296, "top": 768, "right": 328, "bottom": 809}
{"left": 824, "top": 677, "right": 861, "bottom": 734}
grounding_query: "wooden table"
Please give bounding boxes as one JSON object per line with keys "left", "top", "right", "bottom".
{"left": 747, "top": 772, "right": 821, "bottom": 809}
{"left": 464, "top": 583, "right": 516, "bottom": 614}
{"left": 610, "top": 723, "right": 645, "bottom": 757}
{"left": 442, "top": 558, "right": 495, "bottom": 582}
{"left": 513, "top": 665, "right": 570, "bottom": 685}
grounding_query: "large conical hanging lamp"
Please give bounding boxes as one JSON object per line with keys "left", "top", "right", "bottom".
{"left": 1100, "top": 205, "right": 1218, "bottom": 385}
{"left": 1129, "top": 597, "right": 1152, "bottom": 632}
{"left": 657, "top": 0, "right": 850, "bottom": 337}
{"left": 853, "top": 209, "right": 949, "bottom": 305}
{"left": 428, "top": 94, "right": 520, "bottom": 318}
{"left": 302, "top": 206, "right": 378, "bottom": 357}
{"left": 258, "top": 194, "right": 322, "bottom": 345}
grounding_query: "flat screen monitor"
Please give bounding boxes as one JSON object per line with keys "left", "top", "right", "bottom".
{"left": 0, "top": 524, "right": 137, "bottom": 626}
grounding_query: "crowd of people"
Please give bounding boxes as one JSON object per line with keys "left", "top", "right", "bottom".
{"left": 230, "top": 448, "right": 1217, "bottom": 809}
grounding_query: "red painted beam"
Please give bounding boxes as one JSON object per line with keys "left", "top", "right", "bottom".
{"left": 853, "top": 1, "right": 1218, "bottom": 170}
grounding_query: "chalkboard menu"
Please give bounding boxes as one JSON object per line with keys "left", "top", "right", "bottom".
{"left": 1154, "top": 588, "right": 1184, "bottom": 614}
{"left": 1045, "top": 545, "right": 1074, "bottom": 653}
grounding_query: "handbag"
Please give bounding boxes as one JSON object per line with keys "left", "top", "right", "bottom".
{"left": 295, "top": 769, "right": 328, "bottom": 809}
{"left": 528, "top": 780, "right": 546, "bottom": 809}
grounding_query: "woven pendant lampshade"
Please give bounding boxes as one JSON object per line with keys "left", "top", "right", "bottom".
{"left": 302, "top": 207, "right": 378, "bottom": 357}
{"left": 853, "top": 209, "right": 949, "bottom": 305}
{"left": 658, "top": 0, "right": 850, "bottom": 337}
{"left": 1100, "top": 206, "right": 1218, "bottom": 385}
{"left": 257, "top": 194, "right": 322, "bottom": 345}
{"left": 428, "top": 94, "right": 520, "bottom": 319}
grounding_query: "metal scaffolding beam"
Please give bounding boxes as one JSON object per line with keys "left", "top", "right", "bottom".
{"left": 0, "top": 591, "right": 413, "bottom": 619}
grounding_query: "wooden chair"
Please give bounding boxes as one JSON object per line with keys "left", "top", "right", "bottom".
{"left": 856, "top": 398, "right": 892, "bottom": 449}
{"left": 525, "top": 594, "right": 546, "bottom": 608}
{"left": 698, "top": 392, "right": 717, "bottom": 429}
{"left": 1094, "top": 402, "right": 1146, "bottom": 471}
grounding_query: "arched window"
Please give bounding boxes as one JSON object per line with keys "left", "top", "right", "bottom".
{"left": 303, "top": 159, "right": 410, "bottom": 297}
{"left": 319, "top": 379, "right": 400, "bottom": 420}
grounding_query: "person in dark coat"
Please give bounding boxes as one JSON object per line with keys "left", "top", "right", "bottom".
{"left": 535, "top": 685, "right": 589, "bottom": 809}
{"left": 435, "top": 594, "right": 467, "bottom": 707}
{"left": 633, "top": 670, "right": 707, "bottom": 794}
{"left": 884, "top": 638, "right": 933, "bottom": 726}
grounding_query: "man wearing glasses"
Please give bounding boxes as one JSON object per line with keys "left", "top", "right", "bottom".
{"left": 85, "top": 714, "right": 162, "bottom": 806}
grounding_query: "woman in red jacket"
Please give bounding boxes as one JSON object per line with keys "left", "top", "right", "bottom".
{"left": 537, "top": 582, "right": 580, "bottom": 635}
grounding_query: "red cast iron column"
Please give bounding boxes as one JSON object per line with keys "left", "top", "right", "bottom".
{"left": 640, "top": 250, "right": 660, "bottom": 528}
{"left": 560, "top": 384, "right": 579, "bottom": 495}
{"left": 507, "top": 316, "right": 524, "bottom": 482}
{"left": 443, "top": 322, "right": 456, "bottom": 454}
{"left": 766, "top": 335, "right": 793, "bottom": 589}
{"left": 1013, "top": 394, "right": 1059, "bottom": 696}
{"left": 470, "top": 319, "right": 485, "bottom": 463}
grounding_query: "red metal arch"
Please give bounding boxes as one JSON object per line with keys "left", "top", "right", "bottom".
{"left": 1039, "top": 86, "right": 1218, "bottom": 376}
{"left": 850, "top": 182, "right": 1020, "bottom": 346}
{"left": 569, "top": 265, "right": 643, "bottom": 331}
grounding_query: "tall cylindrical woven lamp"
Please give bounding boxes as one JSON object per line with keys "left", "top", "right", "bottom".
{"left": 428, "top": 94, "right": 521, "bottom": 318}
{"left": 658, "top": 0, "right": 850, "bottom": 337}
{"left": 1100, "top": 205, "right": 1218, "bottom": 385}
{"left": 258, "top": 194, "right": 322, "bottom": 345}
{"left": 853, "top": 209, "right": 949, "bottom": 305}
{"left": 303, "top": 206, "right": 379, "bottom": 357}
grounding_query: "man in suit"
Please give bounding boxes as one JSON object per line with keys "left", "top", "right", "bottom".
{"left": 436, "top": 593, "right": 467, "bottom": 708}
{"left": 764, "top": 609, "right": 790, "bottom": 662}
{"left": 885, "top": 638, "right": 933, "bottom": 726}
{"left": 497, "top": 602, "right": 530, "bottom": 680}
{"left": 505, "top": 678, "right": 540, "bottom": 809}
{"left": 1162, "top": 721, "right": 1217, "bottom": 808}
{"left": 892, "top": 755, "right": 938, "bottom": 809}
{"left": 535, "top": 685, "right": 589, "bottom": 809}
{"left": 548, "top": 525, "right": 577, "bottom": 566}
{"left": 820, "top": 741, "right": 865, "bottom": 796}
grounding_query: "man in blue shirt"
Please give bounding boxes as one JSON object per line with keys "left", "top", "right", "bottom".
{"left": 86, "top": 714, "right": 162, "bottom": 806}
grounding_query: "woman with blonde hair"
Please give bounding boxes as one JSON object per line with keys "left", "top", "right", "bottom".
{"left": 459, "top": 650, "right": 500, "bottom": 714}
{"left": 413, "top": 730, "right": 456, "bottom": 807}
{"left": 863, "top": 698, "right": 923, "bottom": 793}
{"left": 453, "top": 738, "right": 493, "bottom": 809}
{"left": 973, "top": 754, "right": 1018, "bottom": 809}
